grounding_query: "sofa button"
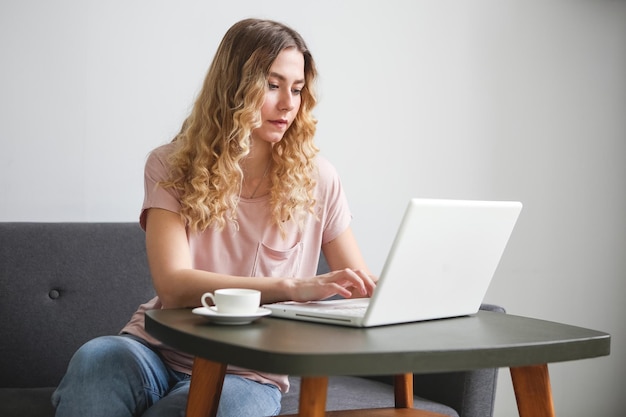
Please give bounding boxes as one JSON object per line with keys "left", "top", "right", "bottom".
{"left": 49, "top": 289, "right": 61, "bottom": 299}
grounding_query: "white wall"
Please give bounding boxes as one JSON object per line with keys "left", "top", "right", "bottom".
{"left": 1, "top": 1, "right": 624, "bottom": 416}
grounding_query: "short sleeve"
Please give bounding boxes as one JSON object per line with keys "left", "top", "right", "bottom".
{"left": 139, "top": 144, "right": 181, "bottom": 230}
{"left": 314, "top": 156, "right": 352, "bottom": 245}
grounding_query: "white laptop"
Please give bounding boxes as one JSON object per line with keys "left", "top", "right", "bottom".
{"left": 264, "top": 198, "right": 522, "bottom": 327}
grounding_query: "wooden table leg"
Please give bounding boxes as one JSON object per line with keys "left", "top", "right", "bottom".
{"left": 394, "top": 373, "right": 414, "bottom": 408}
{"left": 186, "top": 357, "right": 228, "bottom": 417}
{"left": 299, "top": 376, "right": 329, "bottom": 417}
{"left": 510, "top": 364, "right": 556, "bottom": 417}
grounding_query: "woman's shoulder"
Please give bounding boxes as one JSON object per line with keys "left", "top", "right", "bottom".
{"left": 145, "top": 142, "right": 178, "bottom": 170}
{"left": 148, "top": 141, "right": 177, "bottom": 161}
{"left": 313, "top": 154, "right": 340, "bottom": 181}
{"left": 143, "top": 142, "right": 179, "bottom": 182}
{"left": 312, "top": 154, "right": 344, "bottom": 198}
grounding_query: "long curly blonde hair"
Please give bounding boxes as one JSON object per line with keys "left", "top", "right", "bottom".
{"left": 161, "top": 19, "right": 319, "bottom": 233}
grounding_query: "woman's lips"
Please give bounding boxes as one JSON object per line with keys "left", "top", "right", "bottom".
{"left": 269, "top": 119, "right": 288, "bottom": 129}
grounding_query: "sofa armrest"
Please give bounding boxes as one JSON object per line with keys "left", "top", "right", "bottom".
{"left": 412, "top": 368, "right": 498, "bottom": 417}
{"left": 365, "top": 304, "right": 504, "bottom": 417}
{"left": 414, "top": 303, "right": 505, "bottom": 417}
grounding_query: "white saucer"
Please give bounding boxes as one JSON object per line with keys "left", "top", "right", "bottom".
{"left": 192, "top": 306, "right": 271, "bottom": 325}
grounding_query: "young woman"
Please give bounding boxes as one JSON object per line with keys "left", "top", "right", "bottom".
{"left": 53, "top": 18, "right": 375, "bottom": 417}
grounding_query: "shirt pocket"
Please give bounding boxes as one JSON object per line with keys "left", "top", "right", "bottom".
{"left": 251, "top": 241, "right": 303, "bottom": 278}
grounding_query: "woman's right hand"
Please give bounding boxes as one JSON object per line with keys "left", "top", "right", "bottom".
{"left": 286, "top": 268, "right": 377, "bottom": 302}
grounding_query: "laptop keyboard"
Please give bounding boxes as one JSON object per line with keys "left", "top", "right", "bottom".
{"left": 312, "top": 301, "right": 368, "bottom": 317}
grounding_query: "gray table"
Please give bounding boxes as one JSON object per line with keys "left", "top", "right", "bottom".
{"left": 145, "top": 309, "right": 610, "bottom": 417}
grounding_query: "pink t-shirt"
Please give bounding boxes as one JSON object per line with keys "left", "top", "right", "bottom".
{"left": 121, "top": 143, "right": 352, "bottom": 392}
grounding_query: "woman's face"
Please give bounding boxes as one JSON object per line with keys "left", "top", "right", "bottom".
{"left": 251, "top": 48, "right": 305, "bottom": 145}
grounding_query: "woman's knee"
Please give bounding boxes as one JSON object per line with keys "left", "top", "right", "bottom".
{"left": 53, "top": 335, "right": 170, "bottom": 416}
{"left": 65, "top": 335, "right": 143, "bottom": 376}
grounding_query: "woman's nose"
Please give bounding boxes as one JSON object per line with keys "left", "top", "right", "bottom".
{"left": 278, "top": 91, "right": 295, "bottom": 111}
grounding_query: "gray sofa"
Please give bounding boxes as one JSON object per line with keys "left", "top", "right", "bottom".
{"left": 0, "top": 222, "right": 501, "bottom": 417}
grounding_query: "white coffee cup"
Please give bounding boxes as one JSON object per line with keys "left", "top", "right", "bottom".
{"left": 201, "top": 288, "right": 261, "bottom": 315}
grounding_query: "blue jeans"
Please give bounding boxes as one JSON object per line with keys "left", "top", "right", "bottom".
{"left": 52, "top": 335, "right": 282, "bottom": 417}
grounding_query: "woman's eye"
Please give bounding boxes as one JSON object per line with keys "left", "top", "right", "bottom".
{"left": 291, "top": 88, "right": 302, "bottom": 95}
{"left": 268, "top": 83, "right": 279, "bottom": 90}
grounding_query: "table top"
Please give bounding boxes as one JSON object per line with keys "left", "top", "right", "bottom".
{"left": 145, "top": 309, "right": 610, "bottom": 376}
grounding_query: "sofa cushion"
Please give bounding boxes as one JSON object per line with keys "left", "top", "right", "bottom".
{"left": 0, "top": 223, "right": 154, "bottom": 388}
